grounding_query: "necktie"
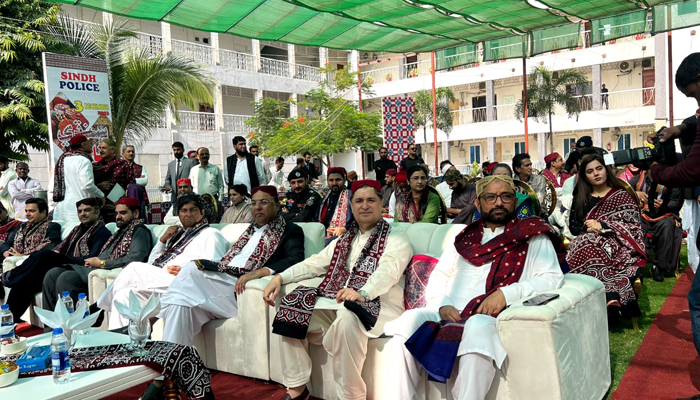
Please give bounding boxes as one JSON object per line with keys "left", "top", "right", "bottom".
{"left": 176, "top": 159, "right": 181, "bottom": 178}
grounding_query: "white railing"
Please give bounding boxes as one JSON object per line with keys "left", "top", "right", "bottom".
{"left": 223, "top": 114, "right": 251, "bottom": 133}
{"left": 129, "top": 32, "right": 163, "bottom": 57}
{"left": 219, "top": 49, "right": 256, "bottom": 71}
{"left": 177, "top": 111, "right": 216, "bottom": 131}
{"left": 405, "top": 59, "right": 431, "bottom": 78}
{"left": 360, "top": 65, "right": 400, "bottom": 84}
{"left": 157, "top": 114, "right": 168, "bottom": 128}
{"left": 260, "top": 57, "right": 292, "bottom": 77}
{"left": 451, "top": 107, "right": 488, "bottom": 125}
{"left": 606, "top": 88, "right": 655, "bottom": 109}
{"left": 171, "top": 39, "right": 214, "bottom": 65}
{"left": 554, "top": 94, "right": 593, "bottom": 115}
{"left": 493, "top": 104, "right": 517, "bottom": 121}
{"left": 295, "top": 64, "right": 322, "bottom": 82}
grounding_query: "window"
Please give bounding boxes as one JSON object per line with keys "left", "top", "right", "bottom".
{"left": 514, "top": 142, "right": 526, "bottom": 155}
{"left": 470, "top": 145, "right": 481, "bottom": 163}
{"left": 563, "top": 138, "right": 577, "bottom": 157}
{"left": 617, "top": 134, "right": 631, "bottom": 150}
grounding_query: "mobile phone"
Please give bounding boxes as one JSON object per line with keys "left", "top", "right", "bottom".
{"left": 524, "top": 293, "right": 560, "bottom": 306}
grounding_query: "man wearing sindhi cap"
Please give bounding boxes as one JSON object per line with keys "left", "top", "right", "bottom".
{"left": 265, "top": 180, "right": 412, "bottom": 400}
{"left": 158, "top": 186, "right": 305, "bottom": 346}
{"left": 317, "top": 167, "right": 354, "bottom": 246}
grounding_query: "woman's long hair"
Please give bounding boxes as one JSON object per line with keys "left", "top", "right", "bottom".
{"left": 406, "top": 165, "right": 447, "bottom": 224}
{"left": 229, "top": 184, "right": 251, "bottom": 200}
{"left": 573, "top": 154, "right": 625, "bottom": 221}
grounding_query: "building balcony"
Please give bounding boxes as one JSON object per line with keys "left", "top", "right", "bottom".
{"left": 169, "top": 111, "right": 253, "bottom": 133}
{"left": 172, "top": 39, "right": 215, "bottom": 65}
{"left": 129, "top": 32, "right": 163, "bottom": 57}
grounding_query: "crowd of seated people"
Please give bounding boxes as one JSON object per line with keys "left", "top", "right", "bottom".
{"left": 0, "top": 134, "right": 688, "bottom": 400}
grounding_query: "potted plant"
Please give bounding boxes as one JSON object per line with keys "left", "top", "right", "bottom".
{"left": 365, "top": 76, "right": 375, "bottom": 85}
{"left": 409, "top": 68, "right": 419, "bottom": 78}
{"left": 385, "top": 72, "right": 393, "bottom": 82}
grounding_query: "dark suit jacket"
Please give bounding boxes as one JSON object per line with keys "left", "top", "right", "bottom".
{"left": 264, "top": 222, "right": 306, "bottom": 273}
{"left": 0, "top": 221, "right": 62, "bottom": 265}
{"left": 164, "top": 157, "right": 196, "bottom": 189}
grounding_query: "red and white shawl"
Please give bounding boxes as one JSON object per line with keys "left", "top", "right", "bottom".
{"left": 99, "top": 219, "right": 145, "bottom": 260}
{"left": 319, "top": 188, "right": 350, "bottom": 239}
{"left": 152, "top": 220, "right": 210, "bottom": 268}
{"left": 566, "top": 188, "right": 646, "bottom": 305}
{"left": 13, "top": 218, "right": 53, "bottom": 254}
{"left": 0, "top": 218, "right": 22, "bottom": 244}
{"left": 541, "top": 168, "right": 570, "bottom": 188}
{"left": 54, "top": 219, "right": 105, "bottom": 258}
{"left": 273, "top": 219, "right": 391, "bottom": 339}
{"left": 215, "top": 216, "right": 286, "bottom": 277}
{"left": 53, "top": 150, "right": 92, "bottom": 202}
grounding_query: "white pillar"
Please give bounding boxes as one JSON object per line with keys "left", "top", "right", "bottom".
{"left": 537, "top": 132, "right": 547, "bottom": 161}
{"left": 487, "top": 137, "right": 497, "bottom": 162}
{"left": 593, "top": 128, "right": 603, "bottom": 148}
{"left": 161, "top": 22, "right": 173, "bottom": 128}
{"left": 287, "top": 44, "right": 296, "bottom": 78}
{"left": 654, "top": 34, "right": 668, "bottom": 123}
{"left": 486, "top": 81, "right": 495, "bottom": 121}
{"left": 592, "top": 65, "right": 602, "bottom": 110}
{"left": 211, "top": 33, "right": 220, "bottom": 65}
{"left": 214, "top": 85, "right": 223, "bottom": 131}
{"left": 349, "top": 50, "right": 359, "bottom": 72}
{"left": 252, "top": 39, "right": 261, "bottom": 71}
{"left": 441, "top": 141, "right": 451, "bottom": 161}
{"left": 290, "top": 93, "right": 298, "bottom": 117}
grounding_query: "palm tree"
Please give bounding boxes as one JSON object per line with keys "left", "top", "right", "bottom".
{"left": 515, "top": 66, "right": 589, "bottom": 154}
{"left": 414, "top": 88, "right": 456, "bottom": 159}
{"left": 49, "top": 17, "right": 215, "bottom": 152}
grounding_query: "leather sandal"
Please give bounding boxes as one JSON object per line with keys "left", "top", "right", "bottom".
{"left": 281, "top": 387, "right": 309, "bottom": 400}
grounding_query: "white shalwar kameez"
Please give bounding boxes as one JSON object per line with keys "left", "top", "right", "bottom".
{"left": 159, "top": 225, "right": 270, "bottom": 346}
{"left": 277, "top": 229, "right": 412, "bottom": 400}
{"left": 384, "top": 227, "right": 563, "bottom": 400}
{"left": 51, "top": 156, "right": 103, "bottom": 222}
{"left": 97, "top": 226, "right": 229, "bottom": 329}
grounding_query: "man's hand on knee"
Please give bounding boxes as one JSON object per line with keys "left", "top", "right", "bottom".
{"left": 476, "top": 290, "right": 506, "bottom": 315}
{"left": 439, "top": 305, "right": 461, "bottom": 322}
{"left": 166, "top": 265, "right": 181, "bottom": 276}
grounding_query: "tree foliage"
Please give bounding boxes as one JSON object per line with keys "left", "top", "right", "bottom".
{"left": 51, "top": 17, "right": 215, "bottom": 152}
{"left": 246, "top": 64, "right": 382, "bottom": 167}
{"left": 0, "top": 0, "right": 66, "bottom": 161}
{"left": 414, "top": 87, "right": 456, "bottom": 155}
{"left": 515, "top": 66, "right": 589, "bottom": 153}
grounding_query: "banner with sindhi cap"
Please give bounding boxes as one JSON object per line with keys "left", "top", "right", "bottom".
{"left": 42, "top": 52, "right": 113, "bottom": 165}
{"left": 382, "top": 96, "right": 415, "bottom": 163}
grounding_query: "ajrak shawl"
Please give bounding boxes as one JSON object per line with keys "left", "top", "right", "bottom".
{"left": 53, "top": 150, "right": 92, "bottom": 202}
{"left": 13, "top": 218, "right": 53, "bottom": 254}
{"left": 566, "top": 188, "right": 646, "bottom": 305}
{"left": 152, "top": 220, "right": 210, "bottom": 268}
{"left": 405, "top": 217, "right": 562, "bottom": 383}
{"left": 54, "top": 219, "right": 105, "bottom": 257}
{"left": 319, "top": 188, "right": 350, "bottom": 239}
{"left": 0, "top": 218, "right": 22, "bottom": 244}
{"left": 100, "top": 219, "right": 145, "bottom": 260}
{"left": 541, "top": 168, "right": 570, "bottom": 188}
{"left": 197, "top": 216, "right": 285, "bottom": 277}
{"left": 272, "top": 219, "right": 391, "bottom": 339}
{"left": 92, "top": 157, "right": 135, "bottom": 191}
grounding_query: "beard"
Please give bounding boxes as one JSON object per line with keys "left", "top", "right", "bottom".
{"left": 236, "top": 148, "right": 247, "bottom": 156}
{"left": 480, "top": 206, "right": 516, "bottom": 225}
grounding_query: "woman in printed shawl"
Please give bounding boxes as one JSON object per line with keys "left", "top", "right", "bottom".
{"left": 567, "top": 154, "right": 646, "bottom": 328}
{"left": 221, "top": 184, "right": 252, "bottom": 224}
{"left": 394, "top": 165, "right": 446, "bottom": 224}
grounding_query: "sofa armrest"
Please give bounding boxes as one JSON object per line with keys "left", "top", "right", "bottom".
{"left": 88, "top": 268, "right": 123, "bottom": 304}
{"left": 2, "top": 256, "right": 29, "bottom": 273}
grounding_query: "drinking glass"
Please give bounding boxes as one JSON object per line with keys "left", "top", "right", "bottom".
{"left": 128, "top": 320, "right": 151, "bottom": 356}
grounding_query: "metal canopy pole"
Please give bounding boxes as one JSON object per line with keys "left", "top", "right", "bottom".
{"left": 431, "top": 52, "right": 438, "bottom": 174}
{"left": 522, "top": 57, "right": 529, "bottom": 153}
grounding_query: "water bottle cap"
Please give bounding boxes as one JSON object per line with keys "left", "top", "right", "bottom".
{"left": 53, "top": 327, "right": 63, "bottom": 334}
{"left": 62, "top": 291, "right": 69, "bottom": 296}
{"left": 78, "top": 293, "right": 86, "bottom": 299}
{"left": 0, "top": 304, "right": 8, "bottom": 310}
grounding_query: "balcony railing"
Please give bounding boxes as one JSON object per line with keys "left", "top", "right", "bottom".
{"left": 452, "top": 107, "right": 488, "bottom": 125}
{"left": 606, "top": 88, "right": 655, "bottom": 109}
{"left": 177, "top": 111, "right": 216, "bottom": 131}
{"left": 129, "top": 32, "right": 163, "bottom": 57}
{"left": 260, "top": 57, "right": 292, "bottom": 77}
{"left": 223, "top": 114, "right": 251, "bottom": 133}
{"left": 493, "top": 104, "right": 517, "bottom": 121}
{"left": 360, "top": 65, "right": 400, "bottom": 84}
{"left": 295, "top": 64, "right": 322, "bottom": 82}
{"left": 405, "top": 60, "right": 431, "bottom": 78}
{"left": 172, "top": 39, "right": 214, "bottom": 65}
{"left": 219, "top": 49, "right": 256, "bottom": 71}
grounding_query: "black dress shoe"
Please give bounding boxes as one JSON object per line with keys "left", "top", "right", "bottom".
{"left": 90, "top": 304, "right": 105, "bottom": 327}
{"left": 280, "top": 387, "right": 309, "bottom": 400}
{"left": 652, "top": 265, "right": 664, "bottom": 282}
{"left": 140, "top": 382, "right": 164, "bottom": 400}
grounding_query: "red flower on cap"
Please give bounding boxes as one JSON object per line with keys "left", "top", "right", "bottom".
{"left": 115, "top": 197, "right": 140, "bottom": 208}
{"left": 251, "top": 185, "right": 278, "bottom": 199}
{"left": 351, "top": 180, "right": 382, "bottom": 193}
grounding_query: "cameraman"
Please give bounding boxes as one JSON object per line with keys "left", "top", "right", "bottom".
{"left": 650, "top": 53, "right": 700, "bottom": 400}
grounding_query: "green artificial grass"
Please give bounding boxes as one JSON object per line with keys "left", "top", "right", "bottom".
{"left": 604, "top": 246, "right": 689, "bottom": 399}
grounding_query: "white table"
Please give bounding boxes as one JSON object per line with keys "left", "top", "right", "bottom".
{"left": 0, "top": 330, "right": 160, "bottom": 400}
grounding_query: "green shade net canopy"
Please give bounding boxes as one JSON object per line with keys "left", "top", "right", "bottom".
{"left": 46, "top": 0, "right": 685, "bottom": 53}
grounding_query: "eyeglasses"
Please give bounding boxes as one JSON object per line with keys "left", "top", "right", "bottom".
{"left": 479, "top": 193, "right": 516, "bottom": 205}
{"left": 251, "top": 200, "right": 272, "bottom": 207}
{"left": 409, "top": 147, "right": 416, "bottom": 150}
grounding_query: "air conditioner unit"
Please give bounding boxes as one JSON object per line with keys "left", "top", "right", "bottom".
{"left": 642, "top": 58, "right": 653, "bottom": 70}
{"left": 619, "top": 61, "right": 632, "bottom": 73}
{"left": 361, "top": 52, "right": 371, "bottom": 60}
{"left": 478, "top": 82, "right": 486, "bottom": 91}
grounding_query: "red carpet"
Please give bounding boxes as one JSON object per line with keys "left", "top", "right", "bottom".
{"left": 612, "top": 268, "right": 700, "bottom": 400}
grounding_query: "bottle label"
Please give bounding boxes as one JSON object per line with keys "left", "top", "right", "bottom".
{"left": 52, "top": 350, "right": 70, "bottom": 371}
{"left": 0, "top": 322, "right": 14, "bottom": 339}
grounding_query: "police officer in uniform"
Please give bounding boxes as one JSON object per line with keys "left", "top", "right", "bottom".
{"left": 282, "top": 168, "right": 322, "bottom": 223}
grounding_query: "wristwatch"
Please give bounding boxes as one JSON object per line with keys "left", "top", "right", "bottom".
{"left": 99, "top": 260, "right": 106, "bottom": 269}
{"left": 358, "top": 289, "right": 370, "bottom": 302}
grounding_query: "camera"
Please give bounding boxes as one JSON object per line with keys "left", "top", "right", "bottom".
{"left": 602, "top": 127, "right": 678, "bottom": 169}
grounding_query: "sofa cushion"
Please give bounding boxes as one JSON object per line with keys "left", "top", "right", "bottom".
{"left": 403, "top": 254, "right": 439, "bottom": 310}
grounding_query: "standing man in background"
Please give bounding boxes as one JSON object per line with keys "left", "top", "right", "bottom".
{"left": 399, "top": 144, "right": 425, "bottom": 171}
{"left": 225, "top": 136, "right": 266, "bottom": 193}
{"left": 601, "top": 84, "right": 609, "bottom": 109}
{"left": 122, "top": 145, "right": 149, "bottom": 215}
{"left": 303, "top": 151, "right": 320, "bottom": 182}
{"left": 249, "top": 145, "right": 272, "bottom": 185}
{"left": 189, "top": 147, "right": 224, "bottom": 200}
{"left": 163, "top": 141, "right": 196, "bottom": 203}
{"left": 0, "top": 156, "right": 17, "bottom": 218}
{"left": 374, "top": 147, "right": 397, "bottom": 187}
{"left": 52, "top": 135, "right": 103, "bottom": 222}
{"left": 269, "top": 157, "right": 286, "bottom": 191}
{"left": 8, "top": 162, "right": 42, "bottom": 220}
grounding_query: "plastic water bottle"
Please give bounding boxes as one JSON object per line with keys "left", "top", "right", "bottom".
{"left": 75, "top": 293, "right": 90, "bottom": 335}
{"left": 0, "top": 304, "right": 17, "bottom": 343}
{"left": 61, "top": 291, "right": 74, "bottom": 314}
{"left": 51, "top": 327, "right": 71, "bottom": 384}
